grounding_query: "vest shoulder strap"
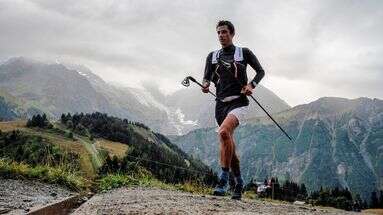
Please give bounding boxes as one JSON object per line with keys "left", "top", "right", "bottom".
{"left": 234, "top": 46, "right": 244, "bottom": 62}
{"left": 211, "top": 46, "right": 243, "bottom": 64}
{"left": 212, "top": 50, "right": 220, "bottom": 64}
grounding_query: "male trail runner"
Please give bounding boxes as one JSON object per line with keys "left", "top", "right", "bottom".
{"left": 201, "top": 20, "right": 265, "bottom": 200}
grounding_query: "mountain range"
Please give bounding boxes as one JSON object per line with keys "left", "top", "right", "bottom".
{"left": 170, "top": 97, "right": 383, "bottom": 201}
{"left": 0, "top": 56, "right": 290, "bottom": 135}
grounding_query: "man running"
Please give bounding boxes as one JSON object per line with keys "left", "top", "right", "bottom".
{"left": 201, "top": 20, "right": 265, "bottom": 200}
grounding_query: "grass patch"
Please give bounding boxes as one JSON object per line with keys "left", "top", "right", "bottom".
{"left": 98, "top": 173, "right": 146, "bottom": 191}
{"left": 98, "top": 170, "right": 212, "bottom": 195}
{"left": 0, "top": 120, "right": 26, "bottom": 132}
{"left": 23, "top": 129, "right": 99, "bottom": 179}
{"left": 0, "top": 158, "right": 87, "bottom": 191}
{"left": 94, "top": 139, "right": 129, "bottom": 159}
{"left": 362, "top": 209, "right": 383, "bottom": 214}
{"left": 243, "top": 190, "right": 257, "bottom": 199}
{"left": 174, "top": 182, "right": 213, "bottom": 195}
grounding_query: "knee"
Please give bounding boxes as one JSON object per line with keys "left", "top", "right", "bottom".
{"left": 218, "top": 127, "right": 231, "bottom": 141}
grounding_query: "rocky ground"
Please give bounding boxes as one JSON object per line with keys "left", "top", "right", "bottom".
{"left": 0, "top": 180, "right": 367, "bottom": 215}
{"left": 0, "top": 179, "right": 76, "bottom": 214}
{"left": 72, "top": 187, "right": 358, "bottom": 215}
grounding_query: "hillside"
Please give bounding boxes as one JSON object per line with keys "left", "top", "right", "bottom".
{"left": 0, "top": 112, "right": 216, "bottom": 184}
{"left": 0, "top": 90, "right": 42, "bottom": 121}
{"left": 171, "top": 97, "right": 383, "bottom": 202}
{"left": 0, "top": 57, "right": 112, "bottom": 117}
{"left": 0, "top": 96, "right": 18, "bottom": 121}
{"left": 0, "top": 120, "right": 103, "bottom": 179}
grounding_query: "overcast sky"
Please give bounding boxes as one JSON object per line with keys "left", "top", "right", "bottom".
{"left": 0, "top": 0, "right": 382, "bottom": 106}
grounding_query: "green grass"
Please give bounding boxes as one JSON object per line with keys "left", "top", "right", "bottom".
{"left": 53, "top": 122, "right": 103, "bottom": 172}
{"left": 98, "top": 171, "right": 213, "bottom": 195}
{"left": 0, "top": 158, "right": 87, "bottom": 191}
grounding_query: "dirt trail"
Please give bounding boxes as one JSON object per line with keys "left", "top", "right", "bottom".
{"left": 72, "top": 187, "right": 357, "bottom": 215}
{"left": 0, "top": 179, "right": 75, "bottom": 214}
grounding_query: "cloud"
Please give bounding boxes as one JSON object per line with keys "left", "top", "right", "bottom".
{"left": 0, "top": 0, "right": 382, "bottom": 106}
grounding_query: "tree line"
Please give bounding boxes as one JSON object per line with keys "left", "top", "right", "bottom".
{"left": 245, "top": 176, "right": 383, "bottom": 211}
{"left": 26, "top": 113, "right": 53, "bottom": 128}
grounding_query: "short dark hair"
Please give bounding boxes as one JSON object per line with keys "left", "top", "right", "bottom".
{"left": 216, "top": 20, "right": 235, "bottom": 34}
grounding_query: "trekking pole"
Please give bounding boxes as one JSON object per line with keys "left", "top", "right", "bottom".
{"left": 182, "top": 76, "right": 216, "bottom": 97}
{"left": 248, "top": 95, "right": 293, "bottom": 142}
{"left": 182, "top": 75, "right": 294, "bottom": 143}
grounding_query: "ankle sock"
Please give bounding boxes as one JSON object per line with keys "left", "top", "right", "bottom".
{"left": 219, "top": 168, "right": 230, "bottom": 183}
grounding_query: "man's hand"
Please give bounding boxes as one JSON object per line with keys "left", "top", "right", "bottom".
{"left": 201, "top": 82, "right": 210, "bottom": 93}
{"left": 241, "top": 83, "right": 254, "bottom": 96}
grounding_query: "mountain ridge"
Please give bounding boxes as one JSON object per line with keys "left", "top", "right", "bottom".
{"left": 170, "top": 96, "right": 383, "bottom": 201}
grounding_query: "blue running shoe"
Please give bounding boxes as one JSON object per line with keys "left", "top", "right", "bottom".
{"left": 231, "top": 183, "right": 243, "bottom": 200}
{"left": 213, "top": 178, "right": 228, "bottom": 196}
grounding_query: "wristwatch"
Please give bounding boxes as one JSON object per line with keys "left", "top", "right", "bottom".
{"left": 250, "top": 80, "right": 257, "bottom": 89}
{"left": 202, "top": 79, "right": 210, "bottom": 87}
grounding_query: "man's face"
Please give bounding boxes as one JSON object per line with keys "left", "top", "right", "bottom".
{"left": 217, "top": 25, "right": 234, "bottom": 47}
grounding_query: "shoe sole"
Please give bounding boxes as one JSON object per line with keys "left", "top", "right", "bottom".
{"left": 213, "top": 191, "right": 226, "bottom": 196}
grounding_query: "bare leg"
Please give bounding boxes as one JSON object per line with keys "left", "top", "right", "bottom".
{"left": 218, "top": 114, "right": 243, "bottom": 200}
{"left": 230, "top": 138, "right": 241, "bottom": 177}
{"left": 218, "top": 114, "right": 239, "bottom": 168}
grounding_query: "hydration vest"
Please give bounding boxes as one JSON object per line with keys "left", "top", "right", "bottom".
{"left": 210, "top": 46, "right": 247, "bottom": 89}
{"left": 212, "top": 46, "right": 244, "bottom": 64}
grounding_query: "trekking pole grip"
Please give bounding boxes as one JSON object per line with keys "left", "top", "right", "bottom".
{"left": 187, "top": 76, "right": 217, "bottom": 98}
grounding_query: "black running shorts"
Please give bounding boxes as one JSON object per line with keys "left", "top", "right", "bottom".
{"left": 215, "top": 95, "right": 249, "bottom": 126}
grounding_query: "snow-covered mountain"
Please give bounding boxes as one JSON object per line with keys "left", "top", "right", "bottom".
{"left": 0, "top": 57, "right": 291, "bottom": 135}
